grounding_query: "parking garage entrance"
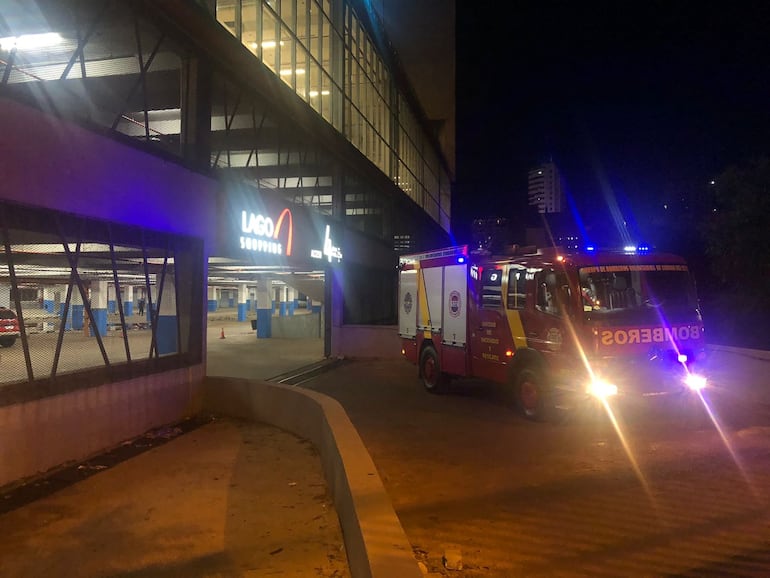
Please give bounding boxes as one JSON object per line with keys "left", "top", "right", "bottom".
{"left": 204, "top": 187, "right": 343, "bottom": 374}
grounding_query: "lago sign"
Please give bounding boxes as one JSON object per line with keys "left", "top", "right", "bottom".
{"left": 229, "top": 190, "right": 343, "bottom": 266}
{"left": 240, "top": 208, "right": 293, "bottom": 256}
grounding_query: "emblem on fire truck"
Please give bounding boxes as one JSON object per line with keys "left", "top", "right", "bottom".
{"left": 449, "top": 290, "right": 462, "bottom": 317}
{"left": 546, "top": 327, "right": 563, "bottom": 351}
{"left": 403, "top": 292, "right": 413, "bottom": 314}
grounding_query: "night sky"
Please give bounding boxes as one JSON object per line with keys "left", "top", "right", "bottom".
{"left": 454, "top": 2, "right": 770, "bottom": 249}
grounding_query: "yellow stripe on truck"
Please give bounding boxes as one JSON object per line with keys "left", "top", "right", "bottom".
{"left": 500, "top": 267, "right": 528, "bottom": 350}
{"left": 416, "top": 263, "right": 432, "bottom": 331}
{"left": 505, "top": 309, "right": 528, "bottom": 350}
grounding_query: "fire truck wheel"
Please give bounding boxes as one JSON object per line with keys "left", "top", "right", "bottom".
{"left": 516, "top": 368, "right": 547, "bottom": 421}
{"left": 420, "top": 346, "right": 447, "bottom": 394}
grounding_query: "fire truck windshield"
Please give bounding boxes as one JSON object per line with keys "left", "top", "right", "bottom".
{"left": 578, "top": 266, "right": 700, "bottom": 325}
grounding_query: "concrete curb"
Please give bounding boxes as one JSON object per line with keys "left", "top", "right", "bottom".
{"left": 202, "top": 376, "right": 422, "bottom": 578}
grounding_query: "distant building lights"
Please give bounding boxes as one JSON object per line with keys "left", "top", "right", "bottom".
{"left": 623, "top": 245, "right": 637, "bottom": 253}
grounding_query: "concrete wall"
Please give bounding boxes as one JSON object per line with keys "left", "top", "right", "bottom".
{"left": 203, "top": 377, "right": 422, "bottom": 578}
{"left": 0, "top": 366, "right": 205, "bottom": 488}
{"left": 332, "top": 325, "right": 402, "bottom": 359}
{"left": 271, "top": 312, "right": 322, "bottom": 338}
{"left": 0, "top": 99, "right": 215, "bottom": 489}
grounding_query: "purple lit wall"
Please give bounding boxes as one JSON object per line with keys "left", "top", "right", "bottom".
{"left": 0, "top": 98, "right": 218, "bottom": 241}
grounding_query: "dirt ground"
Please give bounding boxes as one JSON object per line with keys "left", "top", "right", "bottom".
{"left": 0, "top": 417, "right": 350, "bottom": 577}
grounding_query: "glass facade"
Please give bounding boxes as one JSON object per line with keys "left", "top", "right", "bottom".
{"left": 214, "top": 0, "right": 451, "bottom": 233}
{"left": 0, "top": 0, "right": 451, "bottom": 246}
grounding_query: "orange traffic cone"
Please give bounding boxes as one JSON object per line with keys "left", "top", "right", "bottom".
{"left": 219, "top": 327, "right": 226, "bottom": 339}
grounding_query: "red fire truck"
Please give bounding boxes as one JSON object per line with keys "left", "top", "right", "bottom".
{"left": 398, "top": 244, "right": 708, "bottom": 420}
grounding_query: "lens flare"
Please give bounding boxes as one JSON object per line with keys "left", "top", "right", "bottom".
{"left": 684, "top": 373, "right": 707, "bottom": 391}
{"left": 588, "top": 378, "right": 618, "bottom": 399}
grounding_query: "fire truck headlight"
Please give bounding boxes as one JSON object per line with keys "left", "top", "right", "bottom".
{"left": 588, "top": 379, "right": 618, "bottom": 399}
{"left": 684, "top": 373, "right": 707, "bottom": 391}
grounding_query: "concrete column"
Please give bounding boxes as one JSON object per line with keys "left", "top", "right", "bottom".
{"left": 107, "top": 284, "right": 116, "bottom": 314}
{"left": 287, "top": 287, "right": 296, "bottom": 316}
{"left": 90, "top": 280, "right": 108, "bottom": 337}
{"left": 124, "top": 285, "right": 134, "bottom": 316}
{"left": 70, "top": 287, "right": 84, "bottom": 331}
{"left": 42, "top": 286, "right": 55, "bottom": 313}
{"left": 279, "top": 285, "right": 288, "bottom": 317}
{"left": 237, "top": 284, "right": 248, "bottom": 322}
{"left": 148, "top": 285, "right": 157, "bottom": 323}
{"left": 256, "top": 279, "right": 272, "bottom": 338}
{"left": 58, "top": 285, "right": 67, "bottom": 320}
{"left": 327, "top": 267, "right": 341, "bottom": 358}
{"left": 0, "top": 284, "right": 10, "bottom": 308}
{"left": 156, "top": 275, "right": 177, "bottom": 355}
{"left": 207, "top": 285, "right": 217, "bottom": 312}
{"left": 310, "top": 296, "right": 322, "bottom": 314}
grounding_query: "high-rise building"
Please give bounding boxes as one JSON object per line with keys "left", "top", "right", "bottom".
{"left": 528, "top": 162, "right": 565, "bottom": 213}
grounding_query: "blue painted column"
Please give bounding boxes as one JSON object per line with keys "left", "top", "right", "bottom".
{"left": 156, "top": 275, "right": 177, "bottom": 355}
{"left": 287, "top": 287, "right": 296, "bottom": 316}
{"left": 237, "top": 283, "right": 248, "bottom": 322}
{"left": 107, "top": 284, "right": 117, "bottom": 314}
{"left": 207, "top": 285, "right": 218, "bottom": 312}
{"left": 256, "top": 279, "right": 272, "bottom": 338}
{"left": 70, "top": 287, "right": 84, "bottom": 330}
{"left": 42, "top": 286, "right": 55, "bottom": 313}
{"left": 279, "top": 285, "right": 288, "bottom": 317}
{"left": 309, "top": 297, "right": 322, "bottom": 314}
{"left": 90, "top": 280, "right": 108, "bottom": 338}
{"left": 124, "top": 285, "right": 134, "bottom": 317}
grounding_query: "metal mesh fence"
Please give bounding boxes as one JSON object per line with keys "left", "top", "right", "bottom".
{"left": 0, "top": 202, "right": 203, "bottom": 391}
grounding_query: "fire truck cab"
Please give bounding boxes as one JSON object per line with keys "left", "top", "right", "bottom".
{"left": 398, "top": 244, "right": 708, "bottom": 420}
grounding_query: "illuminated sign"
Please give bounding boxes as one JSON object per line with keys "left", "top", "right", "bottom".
{"left": 600, "top": 325, "right": 701, "bottom": 346}
{"left": 240, "top": 208, "right": 293, "bottom": 256}
{"left": 311, "top": 224, "right": 342, "bottom": 263}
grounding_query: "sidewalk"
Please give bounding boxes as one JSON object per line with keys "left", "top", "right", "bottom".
{"left": 0, "top": 318, "right": 350, "bottom": 577}
{"left": 0, "top": 418, "right": 349, "bottom": 577}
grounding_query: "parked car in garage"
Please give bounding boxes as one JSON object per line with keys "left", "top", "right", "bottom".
{"left": 0, "top": 307, "right": 20, "bottom": 347}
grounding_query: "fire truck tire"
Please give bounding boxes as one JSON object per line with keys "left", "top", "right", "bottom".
{"left": 420, "top": 345, "right": 447, "bottom": 394}
{"left": 515, "top": 367, "right": 548, "bottom": 421}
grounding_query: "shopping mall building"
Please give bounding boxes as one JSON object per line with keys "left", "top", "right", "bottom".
{"left": 0, "top": 0, "right": 452, "bottom": 486}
